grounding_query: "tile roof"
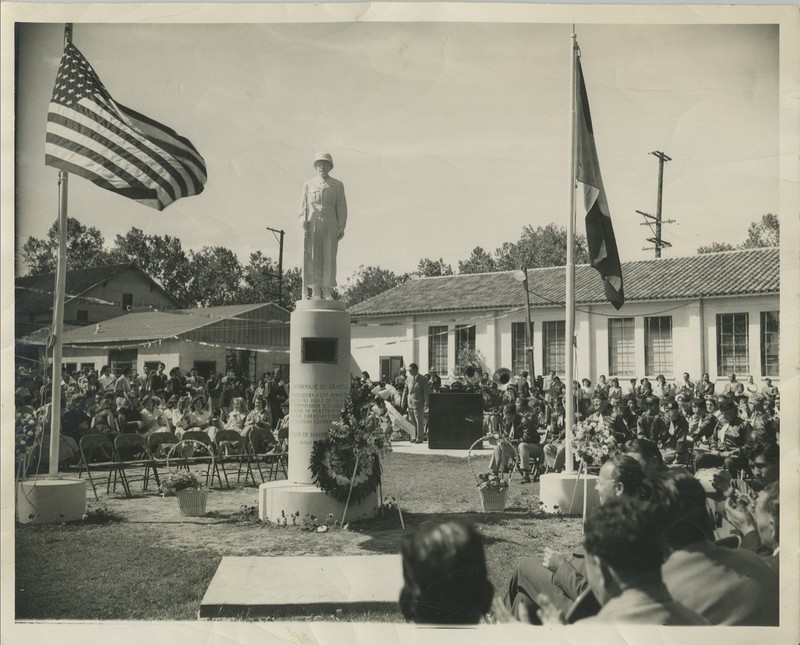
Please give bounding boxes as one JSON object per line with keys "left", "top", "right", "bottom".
{"left": 350, "top": 247, "right": 779, "bottom": 317}
{"left": 15, "top": 263, "right": 177, "bottom": 314}
{"left": 22, "top": 303, "right": 270, "bottom": 345}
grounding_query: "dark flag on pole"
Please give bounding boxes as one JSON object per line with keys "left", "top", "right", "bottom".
{"left": 45, "top": 42, "right": 207, "bottom": 211}
{"left": 575, "top": 57, "right": 625, "bottom": 310}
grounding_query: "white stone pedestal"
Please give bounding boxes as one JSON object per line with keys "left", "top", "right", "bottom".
{"left": 259, "top": 481, "right": 379, "bottom": 523}
{"left": 17, "top": 478, "right": 86, "bottom": 524}
{"left": 538, "top": 471, "right": 601, "bottom": 517}
{"left": 260, "top": 299, "right": 378, "bottom": 523}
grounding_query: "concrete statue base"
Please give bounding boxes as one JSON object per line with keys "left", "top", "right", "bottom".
{"left": 259, "top": 298, "right": 378, "bottom": 523}
{"left": 259, "top": 481, "right": 379, "bottom": 523}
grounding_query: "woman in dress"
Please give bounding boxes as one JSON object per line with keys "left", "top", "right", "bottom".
{"left": 90, "top": 397, "right": 118, "bottom": 436}
{"left": 243, "top": 395, "right": 272, "bottom": 438}
{"left": 221, "top": 396, "right": 249, "bottom": 437}
{"left": 653, "top": 374, "right": 672, "bottom": 400}
{"left": 178, "top": 395, "right": 216, "bottom": 438}
{"left": 140, "top": 395, "right": 171, "bottom": 435}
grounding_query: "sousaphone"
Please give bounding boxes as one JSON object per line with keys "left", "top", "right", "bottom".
{"left": 492, "top": 367, "right": 512, "bottom": 391}
{"left": 464, "top": 362, "right": 484, "bottom": 385}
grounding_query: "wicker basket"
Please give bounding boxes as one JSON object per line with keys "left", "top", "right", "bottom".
{"left": 478, "top": 486, "right": 508, "bottom": 512}
{"left": 176, "top": 489, "right": 208, "bottom": 517}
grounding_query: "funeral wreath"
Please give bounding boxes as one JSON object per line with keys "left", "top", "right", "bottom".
{"left": 309, "top": 381, "right": 391, "bottom": 504}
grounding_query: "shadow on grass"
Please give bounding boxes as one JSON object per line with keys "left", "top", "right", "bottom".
{"left": 349, "top": 508, "right": 534, "bottom": 555}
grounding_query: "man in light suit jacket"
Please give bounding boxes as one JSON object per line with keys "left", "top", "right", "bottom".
{"left": 402, "top": 363, "right": 429, "bottom": 443}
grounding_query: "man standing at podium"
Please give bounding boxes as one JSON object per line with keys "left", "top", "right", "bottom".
{"left": 402, "top": 363, "right": 429, "bottom": 444}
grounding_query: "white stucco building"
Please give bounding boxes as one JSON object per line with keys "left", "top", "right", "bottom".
{"left": 349, "top": 247, "right": 780, "bottom": 390}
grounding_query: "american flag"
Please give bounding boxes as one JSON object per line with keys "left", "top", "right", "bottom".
{"left": 45, "top": 42, "right": 207, "bottom": 211}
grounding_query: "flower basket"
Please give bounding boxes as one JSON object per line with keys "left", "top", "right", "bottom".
{"left": 479, "top": 486, "right": 508, "bottom": 512}
{"left": 176, "top": 488, "right": 208, "bottom": 517}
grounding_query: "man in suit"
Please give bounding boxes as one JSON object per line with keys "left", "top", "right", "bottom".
{"left": 537, "top": 496, "right": 707, "bottom": 625}
{"left": 504, "top": 455, "right": 645, "bottom": 622}
{"left": 649, "top": 469, "right": 778, "bottom": 625}
{"left": 402, "top": 363, "right": 429, "bottom": 443}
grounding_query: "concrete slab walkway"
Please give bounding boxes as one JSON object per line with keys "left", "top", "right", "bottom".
{"left": 200, "top": 554, "right": 403, "bottom": 618}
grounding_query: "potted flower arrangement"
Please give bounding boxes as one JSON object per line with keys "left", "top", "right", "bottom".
{"left": 475, "top": 471, "right": 510, "bottom": 512}
{"left": 160, "top": 470, "right": 208, "bottom": 517}
{"left": 571, "top": 418, "right": 617, "bottom": 472}
{"left": 15, "top": 411, "right": 42, "bottom": 480}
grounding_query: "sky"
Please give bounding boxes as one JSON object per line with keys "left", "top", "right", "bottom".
{"left": 14, "top": 19, "right": 779, "bottom": 283}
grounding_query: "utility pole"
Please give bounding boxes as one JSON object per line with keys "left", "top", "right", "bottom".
{"left": 265, "top": 227, "right": 285, "bottom": 304}
{"left": 637, "top": 150, "right": 674, "bottom": 258}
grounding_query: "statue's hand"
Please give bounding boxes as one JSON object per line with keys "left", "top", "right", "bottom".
{"left": 338, "top": 229, "right": 345, "bottom": 240}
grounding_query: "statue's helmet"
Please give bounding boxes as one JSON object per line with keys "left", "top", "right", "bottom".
{"left": 313, "top": 152, "right": 334, "bottom": 169}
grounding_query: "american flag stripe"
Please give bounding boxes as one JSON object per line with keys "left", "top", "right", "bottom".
{"left": 46, "top": 109, "right": 182, "bottom": 201}
{"left": 45, "top": 42, "right": 206, "bottom": 211}
{"left": 75, "top": 99, "right": 191, "bottom": 192}
{"left": 119, "top": 103, "right": 207, "bottom": 181}
{"left": 50, "top": 97, "right": 191, "bottom": 201}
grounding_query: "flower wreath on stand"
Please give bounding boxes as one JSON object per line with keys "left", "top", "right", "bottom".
{"left": 309, "top": 382, "right": 392, "bottom": 504}
{"left": 571, "top": 418, "right": 618, "bottom": 471}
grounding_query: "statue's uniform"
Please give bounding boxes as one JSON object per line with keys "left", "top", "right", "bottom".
{"left": 298, "top": 175, "right": 347, "bottom": 290}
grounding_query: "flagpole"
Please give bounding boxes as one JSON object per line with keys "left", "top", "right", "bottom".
{"left": 48, "top": 23, "right": 72, "bottom": 476}
{"left": 564, "top": 31, "right": 578, "bottom": 475}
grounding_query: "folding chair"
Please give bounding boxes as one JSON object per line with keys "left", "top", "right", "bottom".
{"left": 247, "top": 428, "right": 286, "bottom": 483}
{"left": 78, "top": 433, "right": 127, "bottom": 500}
{"left": 164, "top": 439, "right": 217, "bottom": 488}
{"left": 565, "top": 588, "right": 602, "bottom": 623}
{"left": 114, "top": 433, "right": 157, "bottom": 493}
{"left": 175, "top": 431, "right": 225, "bottom": 488}
{"left": 147, "top": 431, "right": 179, "bottom": 460}
{"left": 213, "top": 429, "right": 248, "bottom": 488}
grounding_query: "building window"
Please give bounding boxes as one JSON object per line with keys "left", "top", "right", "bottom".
{"left": 511, "top": 322, "right": 530, "bottom": 375}
{"left": 76, "top": 309, "right": 89, "bottom": 323}
{"left": 109, "top": 349, "right": 138, "bottom": 376}
{"left": 645, "top": 316, "right": 673, "bottom": 376}
{"left": 760, "top": 311, "right": 779, "bottom": 377}
{"left": 542, "top": 320, "right": 565, "bottom": 376}
{"left": 380, "top": 356, "right": 405, "bottom": 383}
{"left": 716, "top": 313, "right": 749, "bottom": 376}
{"left": 428, "top": 325, "right": 449, "bottom": 375}
{"left": 609, "top": 318, "right": 635, "bottom": 376}
{"left": 122, "top": 293, "right": 133, "bottom": 311}
{"left": 192, "top": 361, "right": 217, "bottom": 379}
{"left": 454, "top": 324, "right": 476, "bottom": 374}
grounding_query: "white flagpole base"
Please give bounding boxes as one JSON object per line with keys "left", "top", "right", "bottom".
{"left": 17, "top": 478, "right": 86, "bottom": 524}
{"left": 538, "top": 471, "right": 600, "bottom": 517}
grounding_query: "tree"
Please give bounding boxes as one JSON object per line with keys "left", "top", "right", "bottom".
{"left": 493, "top": 223, "right": 589, "bottom": 271}
{"left": 697, "top": 241, "right": 736, "bottom": 254}
{"left": 742, "top": 213, "right": 779, "bottom": 248}
{"left": 185, "top": 246, "right": 244, "bottom": 307}
{"left": 416, "top": 257, "right": 453, "bottom": 277}
{"left": 108, "top": 228, "right": 193, "bottom": 304}
{"left": 340, "top": 265, "right": 410, "bottom": 308}
{"left": 239, "top": 251, "right": 303, "bottom": 311}
{"left": 20, "top": 217, "right": 111, "bottom": 275}
{"left": 458, "top": 246, "right": 497, "bottom": 274}
{"left": 697, "top": 213, "right": 779, "bottom": 254}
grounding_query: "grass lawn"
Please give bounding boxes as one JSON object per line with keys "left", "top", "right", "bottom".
{"left": 15, "top": 450, "right": 583, "bottom": 621}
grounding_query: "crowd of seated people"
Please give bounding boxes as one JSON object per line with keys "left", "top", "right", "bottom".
{"left": 400, "top": 463, "right": 780, "bottom": 627}
{"left": 14, "top": 363, "right": 290, "bottom": 473}
{"left": 394, "top": 369, "right": 781, "bottom": 627}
